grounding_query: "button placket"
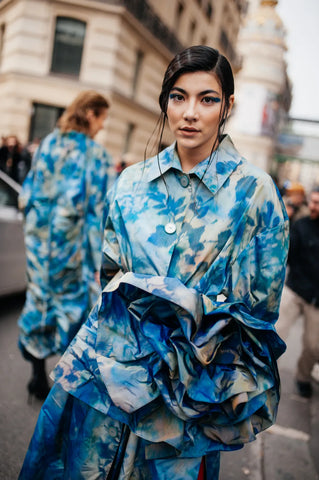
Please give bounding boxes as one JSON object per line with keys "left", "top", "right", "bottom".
{"left": 164, "top": 173, "right": 192, "bottom": 236}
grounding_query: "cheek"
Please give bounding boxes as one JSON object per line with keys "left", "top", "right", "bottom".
{"left": 166, "top": 107, "right": 179, "bottom": 128}
{"left": 206, "top": 110, "right": 221, "bottom": 129}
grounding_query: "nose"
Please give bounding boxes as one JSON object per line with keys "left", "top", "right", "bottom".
{"left": 183, "top": 100, "right": 199, "bottom": 121}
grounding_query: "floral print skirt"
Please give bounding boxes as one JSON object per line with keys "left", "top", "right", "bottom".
{"left": 18, "top": 383, "right": 220, "bottom": 480}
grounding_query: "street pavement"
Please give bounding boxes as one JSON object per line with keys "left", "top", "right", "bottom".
{"left": 0, "top": 293, "right": 318, "bottom": 480}
{"left": 219, "top": 316, "right": 319, "bottom": 480}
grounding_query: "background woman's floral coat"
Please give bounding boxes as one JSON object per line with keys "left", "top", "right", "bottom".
{"left": 19, "top": 135, "right": 289, "bottom": 479}
{"left": 18, "top": 129, "right": 114, "bottom": 358}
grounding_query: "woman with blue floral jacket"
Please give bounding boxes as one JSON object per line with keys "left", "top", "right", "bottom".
{"left": 19, "top": 47, "right": 288, "bottom": 480}
{"left": 18, "top": 91, "right": 114, "bottom": 401}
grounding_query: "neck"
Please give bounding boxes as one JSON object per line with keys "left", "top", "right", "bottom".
{"left": 177, "top": 142, "right": 219, "bottom": 173}
{"left": 178, "top": 151, "right": 205, "bottom": 173}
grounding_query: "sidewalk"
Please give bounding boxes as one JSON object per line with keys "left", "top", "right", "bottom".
{"left": 220, "top": 318, "right": 319, "bottom": 480}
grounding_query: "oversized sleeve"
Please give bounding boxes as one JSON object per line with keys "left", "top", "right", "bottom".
{"left": 214, "top": 221, "right": 289, "bottom": 334}
{"left": 85, "top": 147, "right": 116, "bottom": 272}
{"left": 97, "top": 175, "right": 131, "bottom": 290}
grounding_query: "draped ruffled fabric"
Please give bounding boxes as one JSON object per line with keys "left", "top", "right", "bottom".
{"left": 52, "top": 270, "right": 285, "bottom": 459}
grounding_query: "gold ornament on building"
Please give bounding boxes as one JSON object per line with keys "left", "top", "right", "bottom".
{"left": 250, "top": 0, "right": 283, "bottom": 31}
{"left": 261, "top": 0, "right": 278, "bottom": 6}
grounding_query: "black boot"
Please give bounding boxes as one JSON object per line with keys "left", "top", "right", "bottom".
{"left": 296, "top": 380, "right": 312, "bottom": 398}
{"left": 24, "top": 351, "right": 50, "bottom": 402}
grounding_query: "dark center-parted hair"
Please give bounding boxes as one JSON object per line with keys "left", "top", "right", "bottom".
{"left": 145, "top": 46, "right": 235, "bottom": 192}
{"left": 159, "top": 45, "right": 234, "bottom": 129}
{"left": 57, "top": 90, "right": 110, "bottom": 136}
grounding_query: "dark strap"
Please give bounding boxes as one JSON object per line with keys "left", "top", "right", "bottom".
{"left": 106, "top": 424, "right": 131, "bottom": 480}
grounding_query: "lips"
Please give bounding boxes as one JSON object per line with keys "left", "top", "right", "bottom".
{"left": 179, "top": 126, "right": 200, "bottom": 133}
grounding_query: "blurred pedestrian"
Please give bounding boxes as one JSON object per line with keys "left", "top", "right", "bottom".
{"left": 282, "top": 181, "right": 309, "bottom": 224}
{"left": 0, "top": 135, "right": 7, "bottom": 171}
{"left": 19, "top": 46, "right": 288, "bottom": 480}
{"left": 0, "top": 134, "right": 24, "bottom": 183}
{"left": 277, "top": 186, "right": 319, "bottom": 397}
{"left": 114, "top": 152, "right": 139, "bottom": 176}
{"left": 18, "top": 143, "right": 33, "bottom": 184}
{"left": 18, "top": 90, "right": 115, "bottom": 401}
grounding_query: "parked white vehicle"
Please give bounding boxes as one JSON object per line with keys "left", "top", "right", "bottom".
{"left": 0, "top": 170, "right": 26, "bottom": 296}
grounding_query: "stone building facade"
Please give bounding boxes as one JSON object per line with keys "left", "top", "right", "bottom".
{"left": 0, "top": 0, "right": 246, "bottom": 161}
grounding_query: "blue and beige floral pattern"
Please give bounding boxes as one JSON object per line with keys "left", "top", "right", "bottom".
{"left": 18, "top": 129, "right": 114, "bottom": 358}
{"left": 19, "top": 135, "right": 289, "bottom": 479}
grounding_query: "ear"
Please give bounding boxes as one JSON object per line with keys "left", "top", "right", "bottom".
{"left": 220, "top": 95, "right": 235, "bottom": 126}
{"left": 86, "top": 109, "right": 95, "bottom": 120}
{"left": 227, "top": 94, "right": 235, "bottom": 116}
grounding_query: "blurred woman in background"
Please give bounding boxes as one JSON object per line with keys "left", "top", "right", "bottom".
{"left": 18, "top": 90, "right": 114, "bottom": 401}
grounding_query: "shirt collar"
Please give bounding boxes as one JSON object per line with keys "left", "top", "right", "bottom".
{"left": 142, "top": 135, "right": 242, "bottom": 195}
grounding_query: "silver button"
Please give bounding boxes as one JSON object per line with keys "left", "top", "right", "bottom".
{"left": 165, "top": 222, "right": 176, "bottom": 234}
{"left": 180, "top": 175, "right": 189, "bottom": 187}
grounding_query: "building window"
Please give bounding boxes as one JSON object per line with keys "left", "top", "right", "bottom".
{"left": 0, "top": 24, "right": 5, "bottom": 67}
{"left": 220, "top": 29, "right": 235, "bottom": 62}
{"left": 220, "top": 30, "right": 229, "bottom": 51}
{"left": 132, "top": 49, "right": 144, "bottom": 97}
{"left": 206, "top": 3, "right": 213, "bottom": 20}
{"left": 51, "top": 17, "right": 86, "bottom": 76}
{"left": 175, "top": 2, "right": 184, "bottom": 31}
{"left": 123, "top": 123, "right": 135, "bottom": 154}
{"left": 189, "top": 20, "right": 196, "bottom": 44}
{"left": 29, "top": 103, "right": 65, "bottom": 141}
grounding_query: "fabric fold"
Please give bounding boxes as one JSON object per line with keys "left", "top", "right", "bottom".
{"left": 53, "top": 270, "right": 284, "bottom": 456}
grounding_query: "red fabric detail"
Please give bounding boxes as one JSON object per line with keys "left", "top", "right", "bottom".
{"left": 197, "top": 458, "right": 205, "bottom": 480}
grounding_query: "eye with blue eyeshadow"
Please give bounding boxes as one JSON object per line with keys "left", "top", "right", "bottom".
{"left": 201, "top": 96, "right": 221, "bottom": 104}
{"left": 169, "top": 93, "right": 184, "bottom": 102}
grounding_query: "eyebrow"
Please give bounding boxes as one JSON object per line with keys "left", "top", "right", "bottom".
{"left": 170, "top": 87, "right": 221, "bottom": 96}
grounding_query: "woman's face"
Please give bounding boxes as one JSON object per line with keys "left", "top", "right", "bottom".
{"left": 166, "top": 71, "right": 234, "bottom": 163}
{"left": 87, "top": 108, "right": 108, "bottom": 137}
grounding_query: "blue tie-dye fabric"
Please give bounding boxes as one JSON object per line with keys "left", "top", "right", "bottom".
{"left": 19, "top": 135, "right": 288, "bottom": 479}
{"left": 18, "top": 129, "right": 115, "bottom": 358}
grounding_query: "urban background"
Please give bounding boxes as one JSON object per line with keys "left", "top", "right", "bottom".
{"left": 0, "top": 1, "right": 318, "bottom": 479}
{"left": 0, "top": 0, "right": 318, "bottom": 187}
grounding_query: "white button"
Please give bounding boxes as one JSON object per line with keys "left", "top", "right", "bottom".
{"left": 165, "top": 222, "right": 176, "bottom": 234}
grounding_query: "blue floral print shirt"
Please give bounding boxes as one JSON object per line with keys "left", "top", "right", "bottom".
{"left": 52, "top": 134, "right": 289, "bottom": 458}
{"left": 18, "top": 129, "right": 115, "bottom": 358}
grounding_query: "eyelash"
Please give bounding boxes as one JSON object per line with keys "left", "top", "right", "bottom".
{"left": 202, "top": 96, "right": 221, "bottom": 104}
{"left": 169, "top": 93, "right": 184, "bottom": 102}
{"left": 168, "top": 93, "right": 221, "bottom": 104}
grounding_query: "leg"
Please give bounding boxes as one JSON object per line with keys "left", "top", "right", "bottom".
{"left": 296, "top": 302, "right": 319, "bottom": 386}
{"left": 27, "top": 356, "right": 50, "bottom": 401}
{"left": 276, "top": 286, "right": 303, "bottom": 341}
{"left": 20, "top": 345, "right": 50, "bottom": 401}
